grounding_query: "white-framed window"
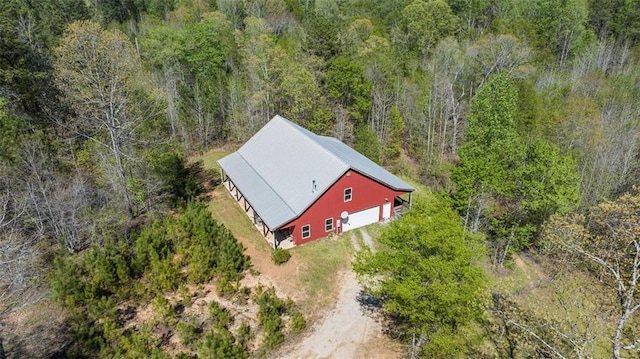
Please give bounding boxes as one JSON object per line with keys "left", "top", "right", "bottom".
{"left": 325, "top": 218, "right": 334, "bottom": 232}
{"left": 302, "top": 224, "right": 311, "bottom": 239}
{"left": 344, "top": 187, "right": 352, "bottom": 202}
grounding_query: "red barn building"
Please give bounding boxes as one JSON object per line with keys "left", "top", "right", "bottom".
{"left": 218, "top": 115, "right": 414, "bottom": 248}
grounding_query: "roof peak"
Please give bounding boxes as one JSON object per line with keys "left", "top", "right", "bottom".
{"left": 271, "top": 114, "right": 348, "bottom": 167}
{"left": 219, "top": 115, "right": 413, "bottom": 229}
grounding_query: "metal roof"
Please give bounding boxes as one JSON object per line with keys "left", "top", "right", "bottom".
{"left": 218, "top": 115, "right": 414, "bottom": 229}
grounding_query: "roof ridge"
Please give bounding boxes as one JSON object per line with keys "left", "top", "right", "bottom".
{"left": 275, "top": 115, "right": 349, "bottom": 169}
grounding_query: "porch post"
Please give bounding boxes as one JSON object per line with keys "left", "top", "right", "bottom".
{"left": 409, "top": 192, "right": 413, "bottom": 209}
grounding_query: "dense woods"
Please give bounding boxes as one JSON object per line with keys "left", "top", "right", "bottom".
{"left": 3, "top": 0, "right": 640, "bottom": 357}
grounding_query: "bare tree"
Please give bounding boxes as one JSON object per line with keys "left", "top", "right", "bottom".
{"left": 467, "top": 34, "right": 532, "bottom": 87}
{"left": 333, "top": 103, "right": 353, "bottom": 143}
{"left": 426, "top": 38, "right": 467, "bottom": 162}
{"left": 53, "top": 20, "right": 156, "bottom": 218}
{"left": 544, "top": 188, "right": 640, "bottom": 358}
{"left": 19, "top": 137, "right": 94, "bottom": 253}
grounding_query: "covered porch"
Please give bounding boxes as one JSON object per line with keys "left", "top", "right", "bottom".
{"left": 221, "top": 169, "right": 294, "bottom": 249}
{"left": 393, "top": 192, "right": 412, "bottom": 218}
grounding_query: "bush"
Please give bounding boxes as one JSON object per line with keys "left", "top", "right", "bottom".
{"left": 255, "top": 286, "right": 290, "bottom": 350}
{"left": 152, "top": 295, "right": 174, "bottom": 322}
{"left": 209, "top": 301, "right": 233, "bottom": 329}
{"left": 198, "top": 328, "right": 248, "bottom": 359}
{"left": 289, "top": 312, "right": 306, "bottom": 334}
{"left": 235, "top": 321, "right": 252, "bottom": 349}
{"left": 177, "top": 316, "right": 202, "bottom": 345}
{"left": 271, "top": 248, "right": 291, "bottom": 265}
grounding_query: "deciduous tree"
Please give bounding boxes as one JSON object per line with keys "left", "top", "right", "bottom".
{"left": 354, "top": 195, "right": 486, "bottom": 357}
{"left": 400, "top": 0, "right": 458, "bottom": 59}
{"left": 454, "top": 74, "right": 579, "bottom": 265}
{"left": 54, "top": 20, "right": 163, "bottom": 218}
{"left": 543, "top": 188, "right": 640, "bottom": 358}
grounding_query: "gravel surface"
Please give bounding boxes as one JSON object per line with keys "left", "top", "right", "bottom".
{"left": 280, "top": 228, "right": 398, "bottom": 359}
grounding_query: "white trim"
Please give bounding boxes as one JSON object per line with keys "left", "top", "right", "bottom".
{"left": 325, "top": 217, "right": 334, "bottom": 232}
{"left": 301, "top": 224, "right": 311, "bottom": 239}
{"left": 344, "top": 187, "right": 352, "bottom": 202}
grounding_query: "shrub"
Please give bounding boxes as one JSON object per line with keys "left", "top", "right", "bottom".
{"left": 234, "top": 286, "right": 251, "bottom": 306}
{"left": 152, "top": 295, "right": 173, "bottom": 322}
{"left": 289, "top": 312, "right": 306, "bottom": 334}
{"left": 261, "top": 316, "right": 284, "bottom": 350}
{"left": 255, "top": 286, "right": 290, "bottom": 350}
{"left": 198, "top": 328, "right": 248, "bottom": 359}
{"left": 177, "top": 316, "right": 202, "bottom": 345}
{"left": 209, "top": 301, "right": 233, "bottom": 329}
{"left": 271, "top": 248, "right": 291, "bottom": 265}
{"left": 235, "top": 321, "right": 252, "bottom": 349}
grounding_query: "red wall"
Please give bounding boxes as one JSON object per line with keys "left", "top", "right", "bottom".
{"left": 281, "top": 170, "right": 408, "bottom": 245}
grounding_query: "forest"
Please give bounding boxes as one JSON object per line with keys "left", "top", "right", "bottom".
{"left": 2, "top": 0, "right": 640, "bottom": 357}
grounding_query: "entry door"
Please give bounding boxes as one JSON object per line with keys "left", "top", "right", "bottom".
{"left": 382, "top": 202, "right": 391, "bottom": 220}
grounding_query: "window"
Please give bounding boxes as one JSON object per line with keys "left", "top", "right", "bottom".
{"left": 302, "top": 225, "right": 311, "bottom": 239}
{"left": 325, "top": 218, "right": 334, "bottom": 232}
{"left": 344, "top": 188, "right": 352, "bottom": 202}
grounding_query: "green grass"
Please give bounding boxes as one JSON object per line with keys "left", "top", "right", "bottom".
{"left": 207, "top": 186, "right": 270, "bottom": 253}
{"left": 202, "top": 147, "right": 271, "bottom": 252}
{"left": 352, "top": 227, "right": 365, "bottom": 248}
{"left": 208, "top": 182, "right": 353, "bottom": 311}
{"left": 198, "top": 146, "right": 235, "bottom": 171}
{"left": 290, "top": 234, "right": 354, "bottom": 309}
{"left": 399, "top": 174, "right": 432, "bottom": 201}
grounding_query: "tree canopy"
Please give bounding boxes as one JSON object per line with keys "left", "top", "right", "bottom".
{"left": 354, "top": 195, "right": 486, "bottom": 357}
{"left": 3, "top": 0, "right": 640, "bottom": 356}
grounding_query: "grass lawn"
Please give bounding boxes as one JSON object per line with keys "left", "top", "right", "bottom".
{"left": 289, "top": 234, "right": 354, "bottom": 310}
{"left": 198, "top": 145, "right": 236, "bottom": 170}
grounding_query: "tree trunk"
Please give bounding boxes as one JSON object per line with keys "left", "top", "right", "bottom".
{"left": 472, "top": 196, "right": 484, "bottom": 233}
{"left": 108, "top": 127, "right": 134, "bottom": 218}
{"left": 0, "top": 337, "right": 5, "bottom": 359}
{"left": 613, "top": 311, "right": 627, "bottom": 359}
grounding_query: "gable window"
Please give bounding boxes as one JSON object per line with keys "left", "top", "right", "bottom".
{"left": 302, "top": 224, "right": 311, "bottom": 239}
{"left": 344, "top": 188, "right": 352, "bottom": 202}
{"left": 325, "top": 218, "right": 334, "bottom": 232}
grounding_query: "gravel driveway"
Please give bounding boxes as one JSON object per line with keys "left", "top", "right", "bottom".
{"left": 279, "top": 228, "right": 399, "bottom": 359}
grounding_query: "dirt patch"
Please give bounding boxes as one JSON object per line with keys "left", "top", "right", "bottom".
{"left": 1, "top": 300, "right": 71, "bottom": 358}
{"left": 278, "top": 269, "right": 401, "bottom": 359}
{"left": 276, "top": 228, "right": 401, "bottom": 359}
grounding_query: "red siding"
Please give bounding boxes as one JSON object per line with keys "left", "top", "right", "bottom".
{"left": 281, "top": 170, "right": 409, "bottom": 245}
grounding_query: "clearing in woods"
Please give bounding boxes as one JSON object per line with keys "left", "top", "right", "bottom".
{"left": 202, "top": 148, "right": 401, "bottom": 358}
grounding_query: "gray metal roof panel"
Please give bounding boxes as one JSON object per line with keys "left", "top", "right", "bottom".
{"left": 236, "top": 115, "right": 348, "bottom": 214}
{"left": 218, "top": 115, "right": 414, "bottom": 230}
{"left": 313, "top": 136, "right": 415, "bottom": 192}
{"left": 217, "top": 152, "right": 297, "bottom": 229}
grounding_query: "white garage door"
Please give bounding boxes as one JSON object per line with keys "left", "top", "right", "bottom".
{"left": 342, "top": 206, "right": 380, "bottom": 232}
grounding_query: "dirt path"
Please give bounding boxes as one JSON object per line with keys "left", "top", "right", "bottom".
{"left": 279, "top": 228, "right": 400, "bottom": 359}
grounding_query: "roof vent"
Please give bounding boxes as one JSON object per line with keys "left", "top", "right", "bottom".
{"left": 312, "top": 180, "right": 317, "bottom": 193}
